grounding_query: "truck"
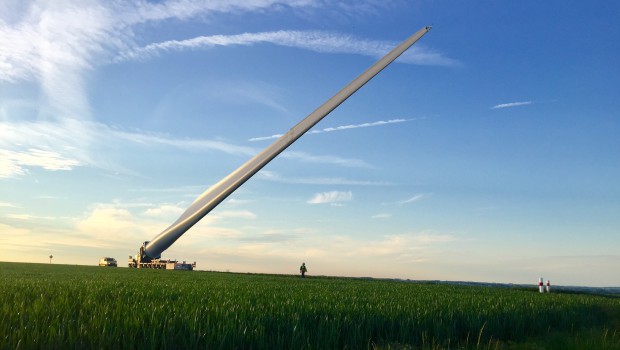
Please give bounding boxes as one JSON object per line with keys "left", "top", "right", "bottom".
{"left": 128, "top": 26, "right": 432, "bottom": 270}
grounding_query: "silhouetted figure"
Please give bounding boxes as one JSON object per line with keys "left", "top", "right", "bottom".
{"left": 299, "top": 262, "right": 307, "bottom": 278}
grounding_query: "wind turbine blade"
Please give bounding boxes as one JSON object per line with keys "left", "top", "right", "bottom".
{"left": 144, "top": 26, "right": 432, "bottom": 259}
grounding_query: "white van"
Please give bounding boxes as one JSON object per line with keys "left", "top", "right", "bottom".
{"left": 98, "top": 257, "right": 117, "bottom": 267}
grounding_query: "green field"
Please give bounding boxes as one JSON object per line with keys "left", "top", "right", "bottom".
{"left": 1, "top": 262, "right": 619, "bottom": 349}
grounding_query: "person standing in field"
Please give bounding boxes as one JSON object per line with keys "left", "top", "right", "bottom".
{"left": 299, "top": 262, "right": 307, "bottom": 278}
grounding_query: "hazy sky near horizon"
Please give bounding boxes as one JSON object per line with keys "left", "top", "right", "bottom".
{"left": 1, "top": 0, "right": 618, "bottom": 287}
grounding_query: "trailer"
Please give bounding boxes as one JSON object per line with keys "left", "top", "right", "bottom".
{"left": 128, "top": 256, "right": 195, "bottom": 270}
{"left": 128, "top": 241, "right": 196, "bottom": 270}
{"left": 129, "top": 26, "right": 432, "bottom": 270}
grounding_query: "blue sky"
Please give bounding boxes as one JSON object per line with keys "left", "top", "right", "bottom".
{"left": 1, "top": 0, "right": 618, "bottom": 287}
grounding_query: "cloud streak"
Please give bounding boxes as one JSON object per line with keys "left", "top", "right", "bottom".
{"left": 491, "top": 101, "right": 532, "bottom": 109}
{"left": 116, "top": 30, "right": 458, "bottom": 66}
{"left": 0, "top": 119, "right": 258, "bottom": 178}
{"left": 0, "top": 148, "right": 81, "bottom": 178}
{"left": 249, "top": 118, "right": 415, "bottom": 142}
{"left": 0, "top": 119, "right": 374, "bottom": 179}
{"left": 307, "top": 190, "right": 353, "bottom": 204}
{"left": 371, "top": 213, "right": 392, "bottom": 219}
{"left": 398, "top": 194, "right": 430, "bottom": 205}
{"left": 257, "top": 171, "right": 392, "bottom": 186}
{"left": 281, "top": 151, "right": 372, "bottom": 168}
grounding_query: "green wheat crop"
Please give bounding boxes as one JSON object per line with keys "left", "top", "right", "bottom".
{"left": 1, "top": 262, "right": 618, "bottom": 349}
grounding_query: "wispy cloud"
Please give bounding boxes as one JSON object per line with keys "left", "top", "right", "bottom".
{"left": 281, "top": 151, "right": 371, "bottom": 168}
{"left": 204, "top": 80, "right": 289, "bottom": 113}
{"left": 73, "top": 200, "right": 254, "bottom": 247}
{"left": 0, "top": 1, "right": 127, "bottom": 120}
{"left": 0, "top": 118, "right": 380, "bottom": 179}
{"left": 398, "top": 194, "right": 430, "bottom": 205}
{"left": 6, "top": 213, "right": 56, "bottom": 221}
{"left": 257, "top": 170, "right": 392, "bottom": 186}
{"left": 0, "top": 119, "right": 257, "bottom": 178}
{"left": 122, "top": 0, "right": 321, "bottom": 24}
{"left": 111, "top": 128, "right": 255, "bottom": 156}
{"left": 0, "top": 149, "right": 80, "bottom": 178}
{"left": 0, "top": 202, "right": 19, "bottom": 208}
{"left": 117, "top": 30, "right": 457, "bottom": 66}
{"left": 249, "top": 118, "right": 415, "bottom": 141}
{"left": 1, "top": 1, "right": 452, "bottom": 181}
{"left": 0, "top": 1, "right": 326, "bottom": 83}
{"left": 239, "top": 232, "right": 303, "bottom": 243}
{"left": 215, "top": 210, "right": 257, "bottom": 220}
{"left": 371, "top": 213, "right": 392, "bottom": 219}
{"left": 307, "top": 190, "right": 353, "bottom": 204}
{"left": 353, "top": 232, "right": 457, "bottom": 257}
{"left": 491, "top": 101, "right": 532, "bottom": 109}
{"left": 143, "top": 204, "right": 185, "bottom": 218}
